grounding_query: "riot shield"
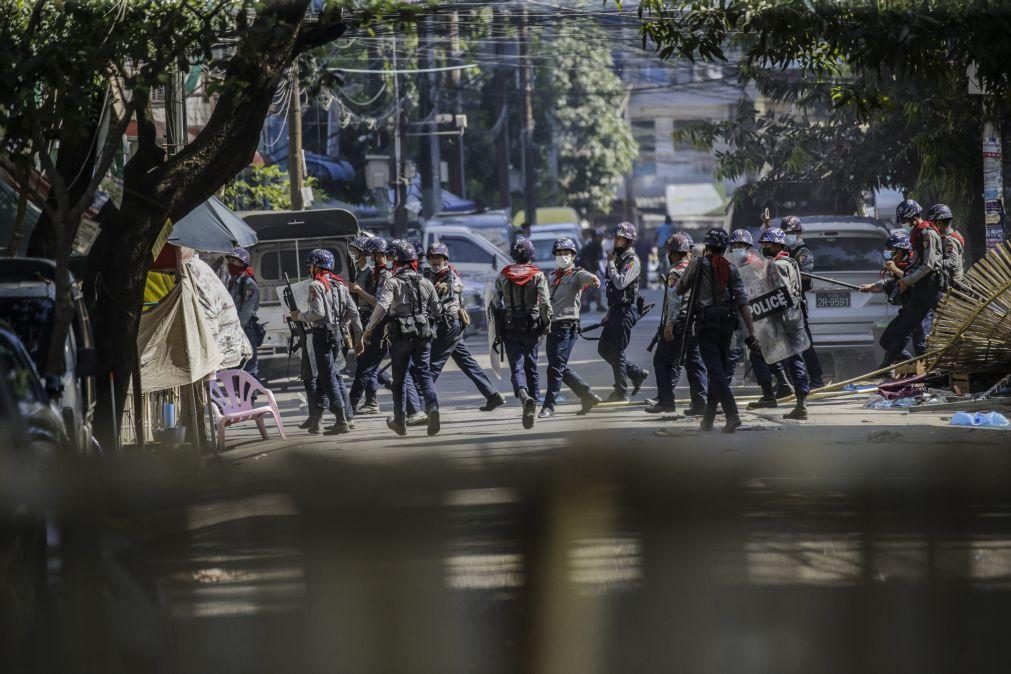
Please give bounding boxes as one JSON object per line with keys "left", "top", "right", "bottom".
{"left": 484, "top": 279, "right": 502, "bottom": 379}
{"left": 736, "top": 255, "right": 810, "bottom": 364}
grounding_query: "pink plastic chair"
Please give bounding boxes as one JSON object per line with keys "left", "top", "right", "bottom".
{"left": 208, "top": 369, "right": 286, "bottom": 451}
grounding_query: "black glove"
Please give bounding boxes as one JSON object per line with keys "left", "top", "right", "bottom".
{"left": 745, "top": 335, "right": 762, "bottom": 355}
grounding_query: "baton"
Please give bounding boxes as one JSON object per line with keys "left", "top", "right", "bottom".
{"left": 801, "top": 272, "right": 862, "bottom": 291}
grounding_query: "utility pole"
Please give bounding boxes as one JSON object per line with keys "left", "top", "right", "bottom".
{"left": 287, "top": 63, "right": 306, "bottom": 210}
{"left": 518, "top": 7, "right": 537, "bottom": 226}
{"left": 447, "top": 10, "right": 466, "bottom": 197}
{"left": 164, "top": 68, "right": 187, "bottom": 155}
{"left": 418, "top": 16, "right": 442, "bottom": 219}
{"left": 390, "top": 32, "right": 408, "bottom": 236}
{"left": 494, "top": 7, "right": 512, "bottom": 211}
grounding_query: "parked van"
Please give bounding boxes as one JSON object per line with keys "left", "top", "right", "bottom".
{"left": 241, "top": 209, "right": 359, "bottom": 386}
{"left": 422, "top": 225, "right": 510, "bottom": 287}
{"left": 423, "top": 210, "right": 511, "bottom": 254}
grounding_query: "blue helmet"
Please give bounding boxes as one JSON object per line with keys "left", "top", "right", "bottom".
{"left": 364, "top": 237, "right": 388, "bottom": 255}
{"left": 350, "top": 235, "right": 370, "bottom": 252}
{"left": 780, "top": 215, "right": 803, "bottom": 234}
{"left": 895, "top": 199, "right": 922, "bottom": 222}
{"left": 703, "top": 227, "right": 730, "bottom": 249}
{"left": 759, "top": 227, "right": 787, "bottom": 245}
{"left": 390, "top": 239, "right": 418, "bottom": 263}
{"left": 552, "top": 237, "right": 579, "bottom": 254}
{"left": 925, "top": 203, "right": 953, "bottom": 222}
{"left": 612, "top": 221, "right": 638, "bottom": 242}
{"left": 729, "top": 229, "right": 754, "bottom": 247}
{"left": 665, "top": 232, "right": 693, "bottom": 253}
{"left": 511, "top": 237, "right": 535, "bottom": 262}
{"left": 308, "top": 248, "right": 335, "bottom": 271}
{"left": 227, "top": 247, "right": 250, "bottom": 266}
{"left": 426, "top": 242, "right": 450, "bottom": 259}
{"left": 886, "top": 230, "right": 912, "bottom": 251}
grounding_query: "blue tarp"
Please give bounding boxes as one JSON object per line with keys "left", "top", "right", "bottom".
{"left": 260, "top": 116, "right": 355, "bottom": 183}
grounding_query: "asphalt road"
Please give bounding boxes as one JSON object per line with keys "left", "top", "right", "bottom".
{"left": 36, "top": 307, "right": 1011, "bottom": 674}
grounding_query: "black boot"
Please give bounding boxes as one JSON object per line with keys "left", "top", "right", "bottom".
{"left": 700, "top": 405, "right": 717, "bottom": 432}
{"left": 722, "top": 416, "right": 742, "bottom": 433}
{"left": 519, "top": 388, "right": 536, "bottom": 429}
{"left": 644, "top": 403, "right": 676, "bottom": 414}
{"left": 783, "top": 394, "right": 808, "bottom": 421}
{"left": 577, "top": 392, "right": 601, "bottom": 416}
{"left": 631, "top": 369, "right": 649, "bottom": 396}
{"left": 427, "top": 406, "right": 441, "bottom": 436}
{"left": 325, "top": 410, "right": 351, "bottom": 435}
{"left": 748, "top": 383, "right": 778, "bottom": 409}
{"left": 480, "top": 392, "right": 506, "bottom": 411}
{"left": 386, "top": 415, "right": 407, "bottom": 436}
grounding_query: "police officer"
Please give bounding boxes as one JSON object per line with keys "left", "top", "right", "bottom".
{"left": 927, "top": 203, "right": 965, "bottom": 291}
{"left": 363, "top": 240, "right": 441, "bottom": 437}
{"left": 646, "top": 232, "right": 707, "bottom": 415}
{"left": 860, "top": 231, "right": 916, "bottom": 361}
{"left": 599, "top": 222, "right": 649, "bottom": 402}
{"left": 540, "top": 237, "right": 602, "bottom": 419}
{"left": 225, "top": 247, "right": 262, "bottom": 378}
{"left": 781, "top": 215, "right": 825, "bottom": 389}
{"left": 757, "top": 228, "right": 811, "bottom": 420}
{"left": 880, "top": 199, "right": 944, "bottom": 367}
{"left": 492, "top": 237, "right": 552, "bottom": 429}
{"left": 425, "top": 242, "right": 506, "bottom": 412}
{"left": 289, "top": 249, "right": 363, "bottom": 435}
{"left": 348, "top": 234, "right": 372, "bottom": 291}
{"left": 349, "top": 237, "right": 390, "bottom": 414}
{"left": 676, "top": 228, "right": 761, "bottom": 433}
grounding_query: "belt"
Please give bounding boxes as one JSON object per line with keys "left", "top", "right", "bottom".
{"left": 551, "top": 319, "right": 578, "bottom": 329}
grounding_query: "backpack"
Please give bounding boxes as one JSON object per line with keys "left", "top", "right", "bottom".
{"left": 390, "top": 274, "right": 433, "bottom": 341}
{"left": 502, "top": 279, "right": 546, "bottom": 338}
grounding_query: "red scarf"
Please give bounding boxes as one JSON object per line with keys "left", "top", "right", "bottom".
{"left": 551, "top": 266, "right": 573, "bottom": 286}
{"left": 312, "top": 271, "right": 332, "bottom": 289}
{"left": 947, "top": 230, "right": 965, "bottom": 246}
{"left": 774, "top": 250, "right": 791, "bottom": 261}
{"left": 502, "top": 263, "right": 541, "bottom": 286}
{"left": 228, "top": 263, "right": 255, "bottom": 278}
{"left": 394, "top": 261, "right": 419, "bottom": 274}
{"left": 909, "top": 219, "right": 941, "bottom": 254}
{"left": 706, "top": 253, "right": 730, "bottom": 293}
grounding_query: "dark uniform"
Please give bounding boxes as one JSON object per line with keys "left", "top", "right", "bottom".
{"left": 650, "top": 245, "right": 707, "bottom": 414}
{"left": 425, "top": 254, "right": 503, "bottom": 410}
{"left": 786, "top": 232, "right": 825, "bottom": 388}
{"left": 363, "top": 241, "right": 441, "bottom": 436}
{"left": 599, "top": 222, "right": 648, "bottom": 401}
{"left": 676, "top": 231, "right": 753, "bottom": 433}
{"left": 225, "top": 248, "right": 262, "bottom": 378}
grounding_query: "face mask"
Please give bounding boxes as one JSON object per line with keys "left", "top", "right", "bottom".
{"left": 784, "top": 234, "right": 798, "bottom": 247}
{"left": 761, "top": 247, "right": 775, "bottom": 259}
{"left": 430, "top": 261, "right": 446, "bottom": 273}
{"left": 555, "top": 254, "right": 574, "bottom": 269}
{"left": 883, "top": 250, "right": 894, "bottom": 261}
{"left": 227, "top": 262, "right": 245, "bottom": 276}
{"left": 733, "top": 249, "right": 749, "bottom": 265}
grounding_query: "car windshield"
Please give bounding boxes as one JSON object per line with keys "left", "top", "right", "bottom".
{"left": 0, "top": 296, "right": 54, "bottom": 369}
{"left": 530, "top": 238, "right": 559, "bottom": 262}
{"left": 804, "top": 234, "right": 885, "bottom": 272}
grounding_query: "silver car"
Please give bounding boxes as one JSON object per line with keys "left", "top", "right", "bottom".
{"left": 783, "top": 216, "right": 898, "bottom": 372}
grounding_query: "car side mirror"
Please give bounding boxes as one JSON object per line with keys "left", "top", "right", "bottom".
{"left": 45, "top": 375, "right": 65, "bottom": 401}
{"left": 76, "top": 347, "right": 97, "bottom": 377}
{"left": 492, "top": 255, "right": 498, "bottom": 270}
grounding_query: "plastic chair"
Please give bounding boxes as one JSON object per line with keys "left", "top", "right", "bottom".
{"left": 208, "top": 369, "right": 286, "bottom": 451}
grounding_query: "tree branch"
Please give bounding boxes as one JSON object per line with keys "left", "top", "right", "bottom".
{"left": 294, "top": 5, "right": 347, "bottom": 53}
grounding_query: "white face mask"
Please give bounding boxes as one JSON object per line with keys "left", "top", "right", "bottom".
{"left": 555, "top": 254, "right": 574, "bottom": 269}
{"left": 430, "top": 261, "right": 446, "bottom": 272}
{"left": 732, "top": 248, "right": 749, "bottom": 265}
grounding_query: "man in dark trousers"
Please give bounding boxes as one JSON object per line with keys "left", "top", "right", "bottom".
{"left": 676, "top": 228, "right": 761, "bottom": 433}
{"left": 598, "top": 222, "right": 648, "bottom": 402}
{"left": 425, "top": 242, "right": 506, "bottom": 412}
{"left": 491, "top": 237, "right": 552, "bottom": 429}
{"left": 225, "top": 247, "right": 262, "bottom": 378}
{"left": 781, "top": 215, "right": 825, "bottom": 388}
{"left": 363, "top": 240, "right": 442, "bottom": 437}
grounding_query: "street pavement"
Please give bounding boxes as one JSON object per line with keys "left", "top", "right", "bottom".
{"left": 72, "top": 307, "right": 1011, "bottom": 673}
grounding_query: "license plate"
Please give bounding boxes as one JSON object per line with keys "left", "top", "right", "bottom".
{"left": 816, "top": 291, "right": 851, "bottom": 308}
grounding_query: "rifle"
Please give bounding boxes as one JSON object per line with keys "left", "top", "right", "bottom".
{"left": 282, "top": 273, "right": 307, "bottom": 355}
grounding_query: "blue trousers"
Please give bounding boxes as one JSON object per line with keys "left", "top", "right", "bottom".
{"left": 652, "top": 328, "right": 707, "bottom": 409}
{"left": 597, "top": 306, "right": 644, "bottom": 395}
{"left": 751, "top": 351, "right": 785, "bottom": 389}
{"left": 778, "top": 353, "right": 810, "bottom": 396}
{"left": 430, "top": 319, "right": 497, "bottom": 399}
{"left": 389, "top": 337, "right": 438, "bottom": 425}
{"left": 880, "top": 279, "right": 941, "bottom": 366}
{"left": 310, "top": 330, "right": 350, "bottom": 420}
{"left": 241, "top": 323, "right": 259, "bottom": 379}
{"left": 504, "top": 337, "right": 540, "bottom": 399}
{"left": 698, "top": 328, "right": 739, "bottom": 419}
{"left": 543, "top": 322, "right": 592, "bottom": 409}
{"left": 351, "top": 329, "right": 386, "bottom": 407}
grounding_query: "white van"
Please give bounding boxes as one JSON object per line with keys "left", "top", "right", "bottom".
{"left": 422, "top": 225, "right": 510, "bottom": 287}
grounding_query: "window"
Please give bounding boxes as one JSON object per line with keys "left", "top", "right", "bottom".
{"left": 804, "top": 234, "right": 886, "bottom": 272}
{"left": 0, "top": 337, "right": 43, "bottom": 405}
{"left": 441, "top": 236, "right": 494, "bottom": 264}
{"left": 0, "top": 297, "right": 55, "bottom": 371}
{"left": 671, "top": 120, "right": 705, "bottom": 152}
{"left": 632, "top": 120, "right": 656, "bottom": 157}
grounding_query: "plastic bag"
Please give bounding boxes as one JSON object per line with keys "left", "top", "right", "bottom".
{"left": 863, "top": 395, "right": 893, "bottom": 409}
{"left": 893, "top": 397, "right": 917, "bottom": 408}
{"left": 950, "top": 412, "right": 1010, "bottom": 427}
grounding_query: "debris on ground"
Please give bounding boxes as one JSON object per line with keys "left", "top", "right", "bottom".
{"left": 949, "top": 412, "right": 1010, "bottom": 428}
